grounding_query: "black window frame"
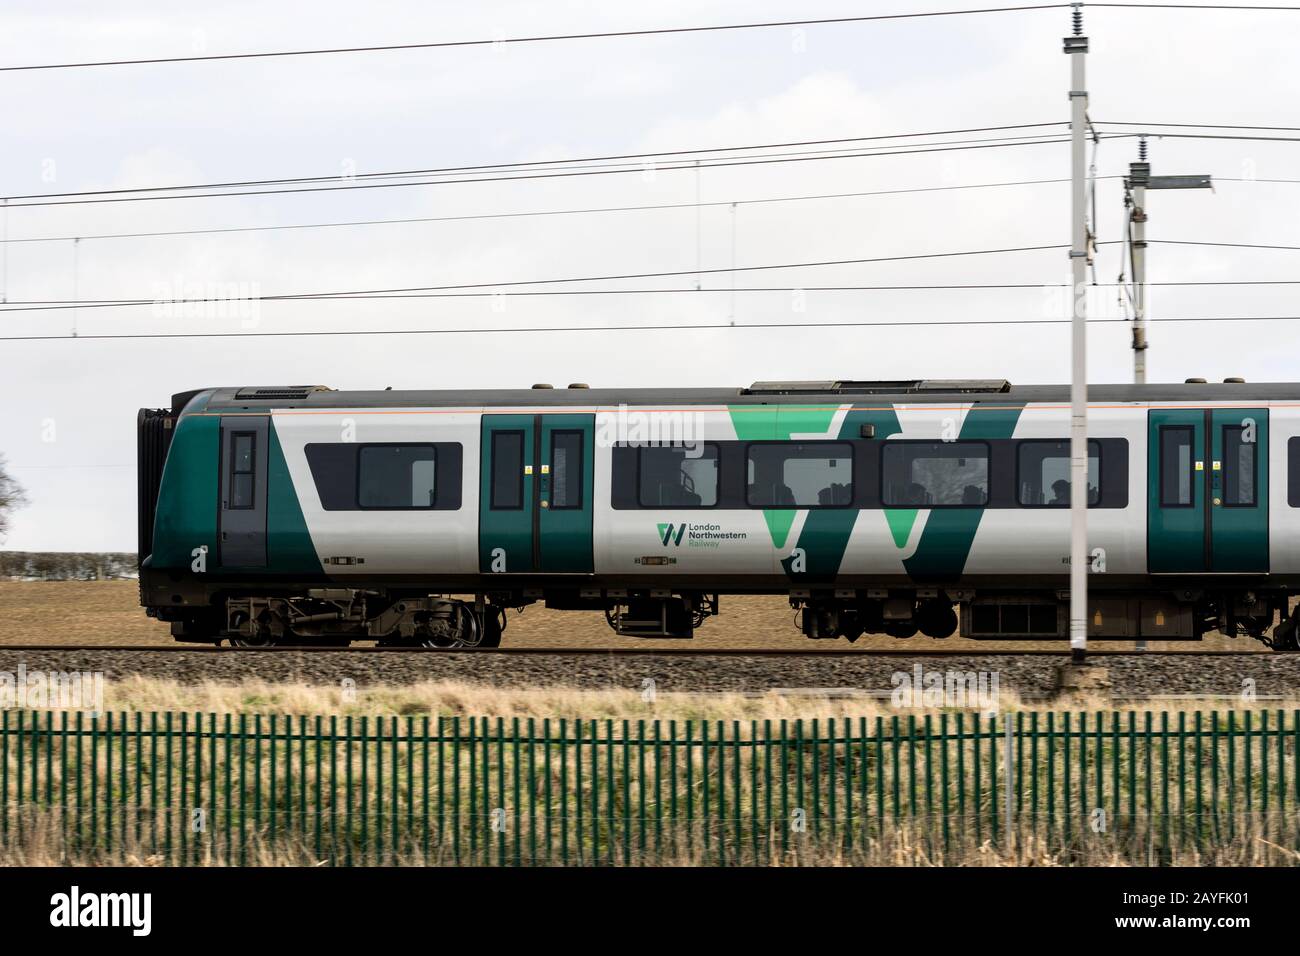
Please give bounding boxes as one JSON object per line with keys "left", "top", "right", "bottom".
{"left": 548, "top": 429, "right": 585, "bottom": 511}
{"left": 228, "top": 430, "right": 257, "bottom": 511}
{"left": 880, "top": 440, "right": 992, "bottom": 509}
{"left": 635, "top": 442, "right": 722, "bottom": 510}
{"left": 355, "top": 442, "right": 438, "bottom": 511}
{"left": 744, "top": 440, "right": 855, "bottom": 510}
{"left": 1220, "top": 424, "right": 1257, "bottom": 508}
{"left": 1158, "top": 425, "right": 1196, "bottom": 508}
{"left": 1014, "top": 439, "right": 1102, "bottom": 508}
{"left": 489, "top": 430, "right": 526, "bottom": 511}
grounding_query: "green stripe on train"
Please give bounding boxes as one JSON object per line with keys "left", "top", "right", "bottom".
{"left": 783, "top": 408, "right": 904, "bottom": 582}
{"left": 902, "top": 403, "right": 1024, "bottom": 581}
{"left": 727, "top": 405, "right": 839, "bottom": 549}
{"left": 149, "top": 413, "right": 219, "bottom": 570}
{"left": 267, "top": 420, "right": 323, "bottom": 575}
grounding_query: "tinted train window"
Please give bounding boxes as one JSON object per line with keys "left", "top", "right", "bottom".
{"left": 746, "top": 442, "right": 852, "bottom": 508}
{"left": 1016, "top": 440, "right": 1100, "bottom": 506}
{"left": 491, "top": 431, "right": 525, "bottom": 509}
{"left": 228, "top": 431, "right": 256, "bottom": 510}
{"left": 358, "top": 445, "right": 436, "bottom": 509}
{"left": 1289, "top": 437, "right": 1300, "bottom": 507}
{"left": 306, "top": 442, "right": 462, "bottom": 511}
{"left": 1222, "top": 425, "right": 1256, "bottom": 506}
{"left": 881, "top": 441, "right": 988, "bottom": 507}
{"left": 550, "top": 431, "right": 583, "bottom": 510}
{"left": 638, "top": 444, "right": 719, "bottom": 508}
{"left": 1159, "top": 427, "right": 1194, "bottom": 507}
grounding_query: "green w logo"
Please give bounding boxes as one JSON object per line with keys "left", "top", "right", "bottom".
{"left": 657, "top": 523, "right": 687, "bottom": 547}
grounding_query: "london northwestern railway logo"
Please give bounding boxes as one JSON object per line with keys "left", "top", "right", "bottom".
{"left": 656, "top": 522, "right": 748, "bottom": 548}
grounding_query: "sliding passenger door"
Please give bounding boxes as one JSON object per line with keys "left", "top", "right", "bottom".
{"left": 479, "top": 415, "right": 536, "bottom": 574}
{"left": 1147, "top": 408, "right": 1267, "bottom": 573}
{"left": 1209, "top": 407, "right": 1268, "bottom": 571}
{"left": 537, "top": 415, "right": 595, "bottom": 573}
{"left": 479, "top": 414, "right": 594, "bottom": 575}
{"left": 218, "top": 416, "right": 269, "bottom": 568}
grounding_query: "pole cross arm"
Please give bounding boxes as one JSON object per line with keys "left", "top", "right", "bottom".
{"left": 1147, "top": 175, "right": 1213, "bottom": 190}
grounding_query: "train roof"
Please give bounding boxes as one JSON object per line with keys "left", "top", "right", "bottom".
{"left": 174, "top": 379, "right": 1294, "bottom": 416}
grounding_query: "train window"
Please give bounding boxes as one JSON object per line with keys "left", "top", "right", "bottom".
{"left": 1159, "top": 427, "right": 1194, "bottom": 507}
{"left": 1016, "top": 440, "right": 1100, "bottom": 506}
{"left": 746, "top": 442, "right": 852, "bottom": 508}
{"left": 1289, "top": 438, "right": 1300, "bottom": 507}
{"left": 881, "top": 441, "right": 989, "bottom": 507}
{"left": 637, "top": 444, "right": 720, "bottom": 508}
{"left": 228, "top": 431, "right": 256, "bottom": 510}
{"left": 1222, "top": 425, "right": 1256, "bottom": 507}
{"left": 550, "top": 431, "right": 583, "bottom": 510}
{"left": 358, "top": 445, "right": 436, "bottom": 509}
{"left": 490, "top": 431, "right": 525, "bottom": 509}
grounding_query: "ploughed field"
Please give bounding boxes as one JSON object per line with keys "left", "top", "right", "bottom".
{"left": 0, "top": 581, "right": 1261, "bottom": 652}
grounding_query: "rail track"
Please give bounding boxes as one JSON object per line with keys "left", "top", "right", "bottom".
{"left": 0, "top": 645, "right": 1295, "bottom": 699}
{"left": 0, "top": 645, "right": 1277, "bottom": 655}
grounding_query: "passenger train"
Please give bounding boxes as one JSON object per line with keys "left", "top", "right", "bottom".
{"left": 136, "top": 379, "right": 1300, "bottom": 650}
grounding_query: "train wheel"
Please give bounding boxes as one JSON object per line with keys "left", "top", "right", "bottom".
{"left": 414, "top": 603, "right": 501, "bottom": 648}
{"left": 1269, "top": 614, "right": 1300, "bottom": 652}
{"left": 226, "top": 610, "right": 277, "bottom": 648}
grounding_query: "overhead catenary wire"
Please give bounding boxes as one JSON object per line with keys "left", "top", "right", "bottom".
{"left": 4, "top": 236, "right": 1294, "bottom": 314}
{"left": 0, "top": 6, "right": 1072, "bottom": 73}
{"left": 6, "top": 278, "right": 1300, "bottom": 312}
{"left": 1, "top": 122, "right": 1071, "bottom": 202}
{"left": 0, "top": 118, "right": 1285, "bottom": 208}
{"left": 5, "top": 314, "right": 1300, "bottom": 343}
{"left": 1, "top": 135, "right": 1087, "bottom": 209}
{"left": 0, "top": 242, "right": 1085, "bottom": 314}
{"left": 1, "top": 177, "right": 1091, "bottom": 245}
{"left": 14, "top": 124, "right": 1297, "bottom": 209}
{"left": 0, "top": 126, "right": 1289, "bottom": 211}
{"left": 0, "top": 176, "right": 1089, "bottom": 244}
{"left": 9, "top": 3, "right": 1300, "bottom": 74}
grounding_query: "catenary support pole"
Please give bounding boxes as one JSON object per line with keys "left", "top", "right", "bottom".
{"left": 1065, "top": 7, "right": 1089, "bottom": 664}
{"left": 1131, "top": 154, "right": 1148, "bottom": 387}
{"left": 1131, "top": 149, "right": 1148, "bottom": 652}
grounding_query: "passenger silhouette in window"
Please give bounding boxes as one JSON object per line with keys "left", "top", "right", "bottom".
{"left": 817, "top": 482, "right": 851, "bottom": 506}
{"left": 1050, "top": 479, "right": 1070, "bottom": 506}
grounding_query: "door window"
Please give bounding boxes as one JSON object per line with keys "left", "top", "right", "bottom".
{"left": 550, "top": 431, "right": 583, "bottom": 510}
{"left": 490, "top": 431, "right": 525, "bottom": 509}
{"left": 229, "top": 431, "right": 256, "bottom": 509}
{"left": 1159, "top": 427, "right": 1194, "bottom": 507}
{"left": 1221, "top": 425, "right": 1256, "bottom": 507}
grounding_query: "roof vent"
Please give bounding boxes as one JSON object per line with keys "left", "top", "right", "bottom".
{"left": 567, "top": 383, "right": 590, "bottom": 389}
{"left": 234, "top": 386, "right": 332, "bottom": 401}
{"left": 744, "top": 379, "right": 1010, "bottom": 396}
{"left": 1184, "top": 377, "right": 1207, "bottom": 384}
{"left": 531, "top": 383, "right": 554, "bottom": 389}
{"left": 1223, "top": 377, "right": 1246, "bottom": 384}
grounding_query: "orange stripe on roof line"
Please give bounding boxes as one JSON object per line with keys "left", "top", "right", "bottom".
{"left": 194, "top": 401, "right": 1298, "bottom": 418}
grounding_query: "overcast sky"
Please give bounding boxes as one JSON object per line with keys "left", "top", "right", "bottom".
{"left": 2, "top": 1, "right": 1298, "bottom": 550}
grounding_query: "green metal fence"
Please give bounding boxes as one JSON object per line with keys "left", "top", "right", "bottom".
{"left": 1, "top": 709, "right": 1297, "bottom": 865}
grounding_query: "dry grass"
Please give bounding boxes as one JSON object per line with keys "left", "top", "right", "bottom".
{"left": 1, "top": 813, "right": 1293, "bottom": 867}
{"left": 0, "top": 580, "right": 1266, "bottom": 652}
{"left": 65, "top": 674, "right": 1299, "bottom": 721}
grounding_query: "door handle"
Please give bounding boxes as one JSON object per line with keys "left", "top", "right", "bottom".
{"left": 540, "top": 500, "right": 550, "bottom": 509}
